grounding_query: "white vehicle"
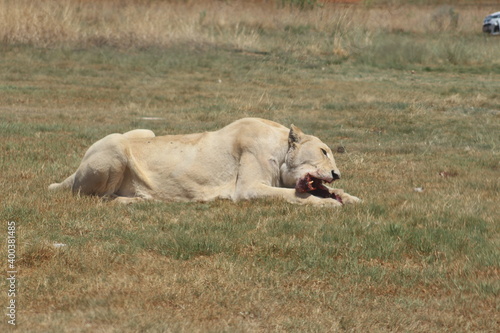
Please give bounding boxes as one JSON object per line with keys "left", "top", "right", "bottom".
{"left": 483, "top": 11, "right": 500, "bottom": 35}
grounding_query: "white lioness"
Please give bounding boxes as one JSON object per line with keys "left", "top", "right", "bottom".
{"left": 49, "top": 118, "right": 360, "bottom": 206}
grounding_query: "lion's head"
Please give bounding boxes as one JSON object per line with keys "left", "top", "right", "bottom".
{"left": 280, "top": 125, "right": 342, "bottom": 202}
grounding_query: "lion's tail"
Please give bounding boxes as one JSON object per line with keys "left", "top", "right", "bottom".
{"left": 48, "top": 173, "right": 76, "bottom": 192}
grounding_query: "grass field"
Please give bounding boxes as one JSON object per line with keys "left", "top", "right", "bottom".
{"left": 1, "top": 0, "right": 499, "bottom": 332}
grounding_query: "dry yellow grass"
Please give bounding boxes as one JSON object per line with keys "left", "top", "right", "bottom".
{"left": 0, "top": 0, "right": 497, "bottom": 51}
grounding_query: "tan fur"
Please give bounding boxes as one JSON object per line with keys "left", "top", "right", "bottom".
{"left": 49, "top": 118, "right": 360, "bottom": 206}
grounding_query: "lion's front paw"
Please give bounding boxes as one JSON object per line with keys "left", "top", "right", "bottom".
{"left": 321, "top": 197, "right": 343, "bottom": 207}
{"left": 330, "top": 189, "right": 362, "bottom": 205}
{"left": 298, "top": 192, "right": 343, "bottom": 207}
{"left": 342, "top": 194, "right": 362, "bottom": 204}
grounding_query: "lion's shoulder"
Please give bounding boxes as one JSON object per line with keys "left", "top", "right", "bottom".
{"left": 221, "top": 117, "right": 288, "bottom": 134}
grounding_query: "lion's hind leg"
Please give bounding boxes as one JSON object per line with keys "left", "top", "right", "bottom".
{"left": 71, "top": 134, "right": 129, "bottom": 197}
{"left": 49, "top": 130, "right": 154, "bottom": 200}
{"left": 72, "top": 154, "right": 126, "bottom": 197}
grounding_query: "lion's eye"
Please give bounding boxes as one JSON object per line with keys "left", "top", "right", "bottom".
{"left": 321, "top": 148, "right": 328, "bottom": 157}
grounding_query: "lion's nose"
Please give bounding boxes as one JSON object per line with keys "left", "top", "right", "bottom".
{"left": 332, "top": 171, "right": 341, "bottom": 180}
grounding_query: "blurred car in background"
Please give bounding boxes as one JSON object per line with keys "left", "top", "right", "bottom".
{"left": 483, "top": 11, "right": 500, "bottom": 35}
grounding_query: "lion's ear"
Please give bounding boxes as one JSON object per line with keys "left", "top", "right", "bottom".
{"left": 288, "top": 125, "right": 304, "bottom": 146}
